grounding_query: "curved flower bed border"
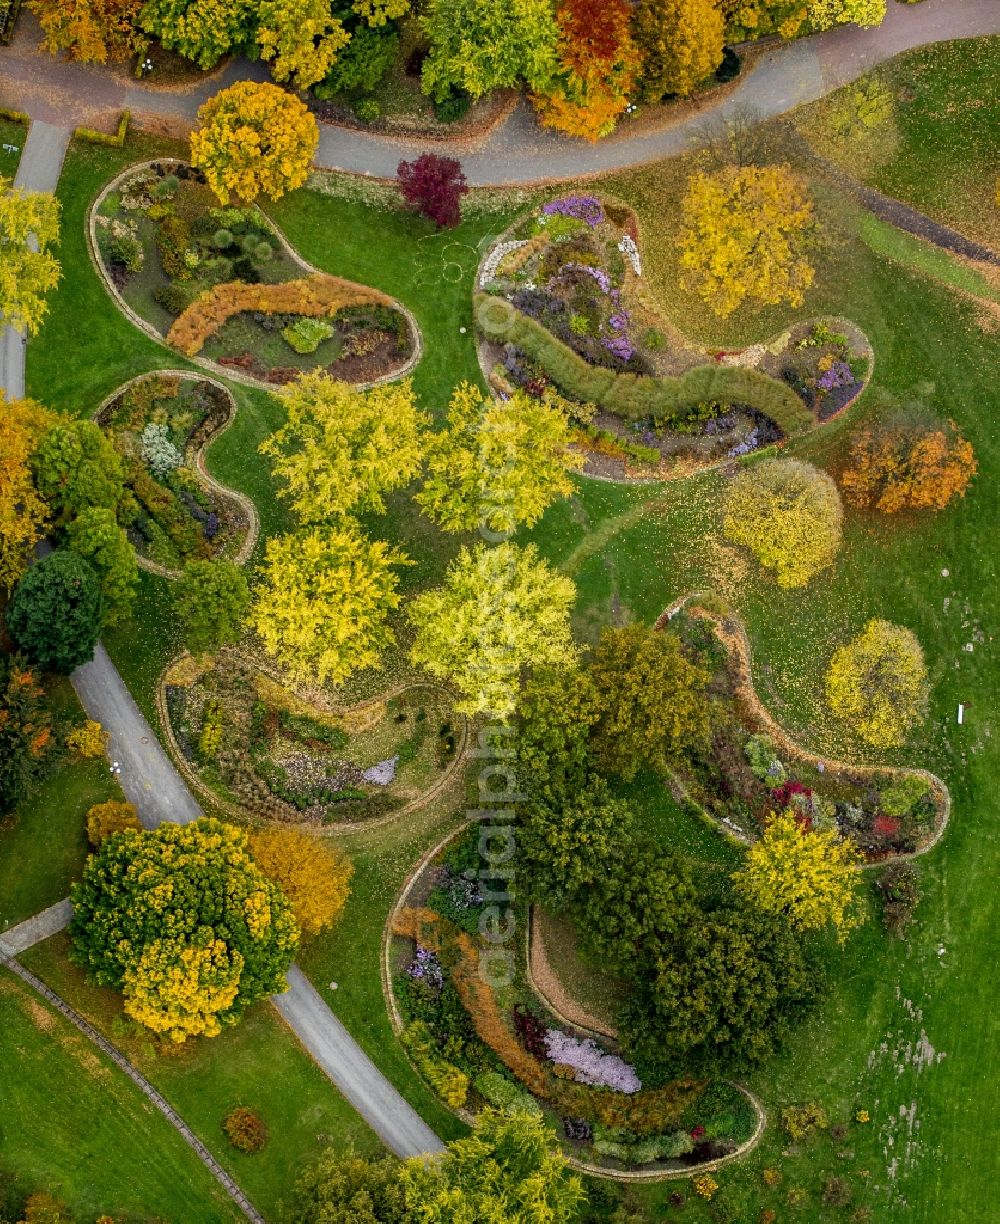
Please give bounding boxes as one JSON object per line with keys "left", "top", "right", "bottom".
{"left": 473, "top": 199, "right": 875, "bottom": 485}
{"left": 382, "top": 819, "right": 767, "bottom": 1183}
{"left": 655, "top": 592, "right": 951, "bottom": 866}
{"left": 93, "top": 370, "right": 259, "bottom": 580}
{"left": 155, "top": 651, "right": 470, "bottom": 835}
{"left": 87, "top": 159, "right": 424, "bottom": 393}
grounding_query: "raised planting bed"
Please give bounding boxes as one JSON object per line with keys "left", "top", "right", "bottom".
{"left": 162, "top": 652, "right": 463, "bottom": 826}
{"left": 95, "top": 372, "right": 255, "bottom": 577}
{"left": 92, "top": 160, "right": 418, "bottom": 388}
{"left": 661, "top": 600, "right": 948, "bottom": 862}
{"left": 385, "top": 825, "right": 762, "bottom": 1180}
{"left": 476, "top": 195, "right": 872, "bottom": 479}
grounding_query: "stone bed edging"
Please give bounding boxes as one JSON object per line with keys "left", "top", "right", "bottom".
{"left": 93, "top": 369, "right": 259, "bottom": 579}
{"left": 473, "top": 200, "right": 875, "bottom": 487}
{"left": 381, "top": 817, "right": 768, "bottom": 1183}
{"left": 87, "top": 158, "right": 424, "bottom": 394}
{"left": 1, "top": 956, "right": 264, "bottom": 1223}
{"left": 656, "top": 591, "right": 952, "bottom": 866}
{"left": 154, "top": 650, "right": 470, "bottom": 836}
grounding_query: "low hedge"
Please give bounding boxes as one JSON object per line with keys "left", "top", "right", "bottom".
{"left": 75, "top": 111, "right": 130, "bottom": 147}
{"left": 474, "top": 293, "right": 812, "bottom": 436}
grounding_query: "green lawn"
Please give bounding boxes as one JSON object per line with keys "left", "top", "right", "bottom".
{"left": 0, "top": 116, "right": 26, "bottom": 179}
{"left": 21, "top": 935, "right": 382, "bottom": 1222}
{"left": 794, "top": 36, "right": 1000, "bottom": 249}
{"left": 0, "top": 965, "right": 241, "bottom": 1221}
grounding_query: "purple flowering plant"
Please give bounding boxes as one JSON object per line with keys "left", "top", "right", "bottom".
{"left": 542, "top": 195, "right": 605, "bottom": 227}
{"left": 406, "top": 945, "right": 444, "bottom": 992}
{"left": 816, "top": 360, "right": 854, "bottom": 392}
{"left": 544, "top": 1029, "right": 642, "bottom": 1094}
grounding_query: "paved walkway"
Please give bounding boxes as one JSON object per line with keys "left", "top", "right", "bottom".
{"left": 0, "top": 1, "right": 998, "bottom": 185}
{"left": 0, "top": 119, "right": 70, "bottom": 398}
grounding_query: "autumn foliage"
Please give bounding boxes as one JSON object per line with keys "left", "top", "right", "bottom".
{"left": 86, "top": 800, "right": 142, "bottom": 846}
{"left": 826, "top": 619, "right": 928, "bottom": 748}
{"left": 248, "top": 826, "right": 353, "bottom": 938}
{"left": 0, "top": 396, "right": 53, "bottom": 592}
{"left": 841, "top": 418, "right": 977, "bottom": 513}
{"left": 396, "top": 154, "right": 468, "bottom": 229}
{"left": 29, "top": 0, "right": 143, "bottom": 63}
{"left": 633, "top": 0, "right": 725, "bottom": 102}
{"left": 190, "top": 82, "right": 319, "bottom": 205}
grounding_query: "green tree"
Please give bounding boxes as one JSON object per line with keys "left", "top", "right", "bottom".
{"left": 722, "top": 457, "right": 843, "bottom": 589}
{"left": 260, "top": 373, "right": 428, "bottom": 524}
{"left": 515, "top": 665, "right": 600, "bottom": 809}
{"left": 408, "top": 542, "right": 578, "bottom": 719}
{"left": 257, "top": 0, "right": 350, "bottom": 89}
{"left": 32, "top": 417, "right": 125, "bottom": 522}
{"left": 633, "top": 0, "right": 724, "bottom": 102}
{"left": 825, "top": 618, "right": 928, "bottom": 748}
{"left": 173, "top": 559, "right": 250, "bottom": 656}
{"left": 520, "top": 778, "right": 632, "bottom": 911}
{"left": 0, "top": 655, "right": 53, "bottom": 814}
{"left": 624, "top": 904, "right": 819, "bottom": 1076}
{"left": 734, "top": 810, "right": 865, "bottom": 940}
{"left": 288, "top": 1147, "right": 406, "bottom": 1223}
{"left": 69, "top": 818, "right": 299, "bottom": 1041}
{"left": 589, "top": 623, "right": 711, "bottom": 780}
{"left": 420, "top": 0, "right": 559, "bottom": 101}
{"left": 138, "top": 0, "right": 253, "bottom": 69}
{"left": 65, "top": 507, "right": 138, "bottom": 627}
{"left": 0, "top": 176, "right": 61, "bottom": 336}
{"left": 399, "top": 1108, "right": 586, "bottom": 1223}
{"left": 251, "top": 526, "right": 407, "bottom": 686}
{"left": 416, "top": 384, "right": 581, "bottom": 534}
{"left": 6, "top": 551, "right": 103, "bottom": 674}
{"left": 677, "top": 164, "right": 816, "bottom": 317}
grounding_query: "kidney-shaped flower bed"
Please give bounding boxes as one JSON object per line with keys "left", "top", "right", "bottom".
{"left": 163, "top": 651, "right": 463, "bottom": 827}
{"left": 95, "top": 372, "right": 255, "bottom": 577}
{"left": 92, "top": 160, "right": 418, "bottom": 387}
{"left": 387, "top": 828, "right": 761, "bottom": 1179}
{"left": 475, "top": 194, "right": 872, "bottom": 479}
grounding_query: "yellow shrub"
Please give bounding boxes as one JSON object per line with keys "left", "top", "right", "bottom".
{"left": 66, "top": 720, "right": 108, "bottom": 758}
{"left": 86, "top": 801, "right": 141, "bottom": 846}
{"left": 826, "top": 619, "right": 928, "bottom": 747}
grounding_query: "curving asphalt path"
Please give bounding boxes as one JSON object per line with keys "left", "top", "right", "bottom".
{"left": 0, "top": 1, "right": 998, "bottom": 185}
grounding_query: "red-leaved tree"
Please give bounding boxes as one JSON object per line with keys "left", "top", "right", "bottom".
{"left": 397, "top": 154, "right": 468, "bottom": 228}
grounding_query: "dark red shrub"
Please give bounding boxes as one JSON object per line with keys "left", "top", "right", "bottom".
{"left": 513, "top": 1004, "right": 548, "bottom": 1059}
{"left": 397, "top": 154, "right": 468, "bottom": 229}
{"left": 223, "top": 1106, "right": 268, "bottom": 1153}
{"left": 872, "top": 814, "right": 901, "bottom": 837}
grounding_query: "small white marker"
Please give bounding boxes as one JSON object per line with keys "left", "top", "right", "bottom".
{"left": 957, "top": 705, "right": 964, "bottom": 725}
{"left": 329, "top": 981, "right": 338, "bottom": 991}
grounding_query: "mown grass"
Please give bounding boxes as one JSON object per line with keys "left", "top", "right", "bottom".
{"left": 793, "top": 36, "right": 1000, "bottom": 248}
{"left": 0, "top": 116, "right": 25, "bottom": 179}
{"left": 0, "top": 966, "right": 241, "bottom": 1221}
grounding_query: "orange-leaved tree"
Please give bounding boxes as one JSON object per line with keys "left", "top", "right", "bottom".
{"left": 841, "top": 417, "right": 977, "bottom": 513}
{"left": 28, "top": 0, "right": 143, "bottom": 63}
{"left": 249, "top": 826, "right": 353, "bottom": 937}
{"left": 191, "top": 81, "right": 319, "bottom": 204}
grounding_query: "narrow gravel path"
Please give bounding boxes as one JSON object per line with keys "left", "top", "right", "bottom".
{"left": 0, "top": 119, "right": 70, "bottom": 398}
{"left": 0, "top": 1, "right": 997, "bottom": 185}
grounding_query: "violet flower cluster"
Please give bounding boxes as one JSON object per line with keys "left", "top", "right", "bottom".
{"left": 543, "top": 1029, "right": 642, "bottom": 1094}
{"left": 406, "top": 945, "right": 444, "bottom": 992}
{"left": 817, "top": 360, "right": 854, "bottom": 392}
{"left": 541, "top": 195, "right": 605, "bottom": 227}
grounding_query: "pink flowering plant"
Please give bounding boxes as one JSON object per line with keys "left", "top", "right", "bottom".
{"left": 544, "top": 1028, "right": 642, "bottom": 1094}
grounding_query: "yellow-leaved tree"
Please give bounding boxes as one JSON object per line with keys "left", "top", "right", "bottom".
{"left": 28, "top": 0, "right": 143, "bottom": 62}
{"left": 415, "top": 383, "right": 582, "bottom": 534}
{"left": 124, "top": 936, "right": 244, "bottom": 1042}
{"left": 677, "top": 164, "right": 815, "bottom": 317}
{"left": 249, "top": 826, "right": 353, "bottom": 937}
{"left": 633, "top": 0, "right": 725, "bottom": 102}
{"left": 251, "top": 525, "right": 407, "bottom": 686}
{"left": 190, "top": 81, "right": 319, "bottom": 205}
{"left": 735, "top": 810, "right": 864, "bottom": 941}
{"left": 809, "top": 0, "right": 886, "bottom": 31}
{"left": 826, "top": 619, "right": 928, "bottom": 748}
{"left": 408, "top": 542, "right": 578, "bottom": 718}
{"left": 0, "top": 396, "right": 54, "bottom": 591}
{"left": 0, "top": 178, "right": 62, "bottom": 335}
{"left": 722, "top": 458, "right": 843, "bottom": 588}
{"left": 260, "top": 373, "right": 428, "bottom": 523}
{"left": 86, "top": 800, "right": 141, "bottom": 846}
{"left": 257, "top": 0, "right": 350, "bottom": 90}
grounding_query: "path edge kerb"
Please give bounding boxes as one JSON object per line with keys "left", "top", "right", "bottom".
{"left": 154, "top": 650, "right": 471, "bottom": 835}
{"left": 92, "top": 369, "right": 259, "bottom": 578}
{"left": 656, "top": 590, "right": 952, "bottom": 866}
{"left": 381, "top": 818, "right": 768, "bottom": 1183}
{"left": 86, "top": 157, "right": 424, "bottom": 393}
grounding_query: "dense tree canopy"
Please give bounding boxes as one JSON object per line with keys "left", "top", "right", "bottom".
{"left": 826, "top": 618, "right": 928, "bottom": 747}
{"left": 32, "top": 417, "right": 125, "bottom": 522}
{"left": 6, "top": 551, "right": 104, "bottom": 674}
{"left": 0, "top": 396, "right": 53, "bottom": 592}
{"left": 841, "top": 416, "right": 977, "bottom": 513}
{"left": 0, "top": 656, "right": 52, "bottom": 815}
{"left": 65, "top": 507, "right": 138, "bottom": 627}
{"left": 633, "top": 0, "right": 725, "bottom": 102}
{"left": 416, "top": 384, "right": 581, "bottom": 534}
{"left": 172, "top": 559, "right": 250, "bottom": 656}
{"left": 723, "top": 458, "right": 843, "bottom": 589}
{"left": 248, "top": 826, "right": 353, "bottom": 937}
{"left": 256, "top": 0, "right": 350, "bottom": 89}
{"left": 515, "top": 666, "right": 600, "bottom": 810}
{"left": 28, "top": 0, "right": 143, "bottom": 62}
{"left": 261, "top": 374, "right": 427, "bottom": 523}
{"left": 735, "top": 811, "right": 865, "bottom": 940}
{"left": 408, "top": 542, "right": 577, "bottom": 718}
{"left": 251, "top": 526, "right": 406, "bottom": 686}
{"left": 289, "top": 1147, "right": 406, "bottom": 1223}
{"left": 190, "top": 81, "right": 319, "bottom": 204}
{"left": 678, "top": 164, "right": 816, "bottom": 317}
{"left": 70, "top": 818, "right": 299, "bottom": 1041}
{"left": 139, "top": 0, "right": 252, "bottom": 69}
{"left": 0, "top": 178, "right": 62, "bottom": 336}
